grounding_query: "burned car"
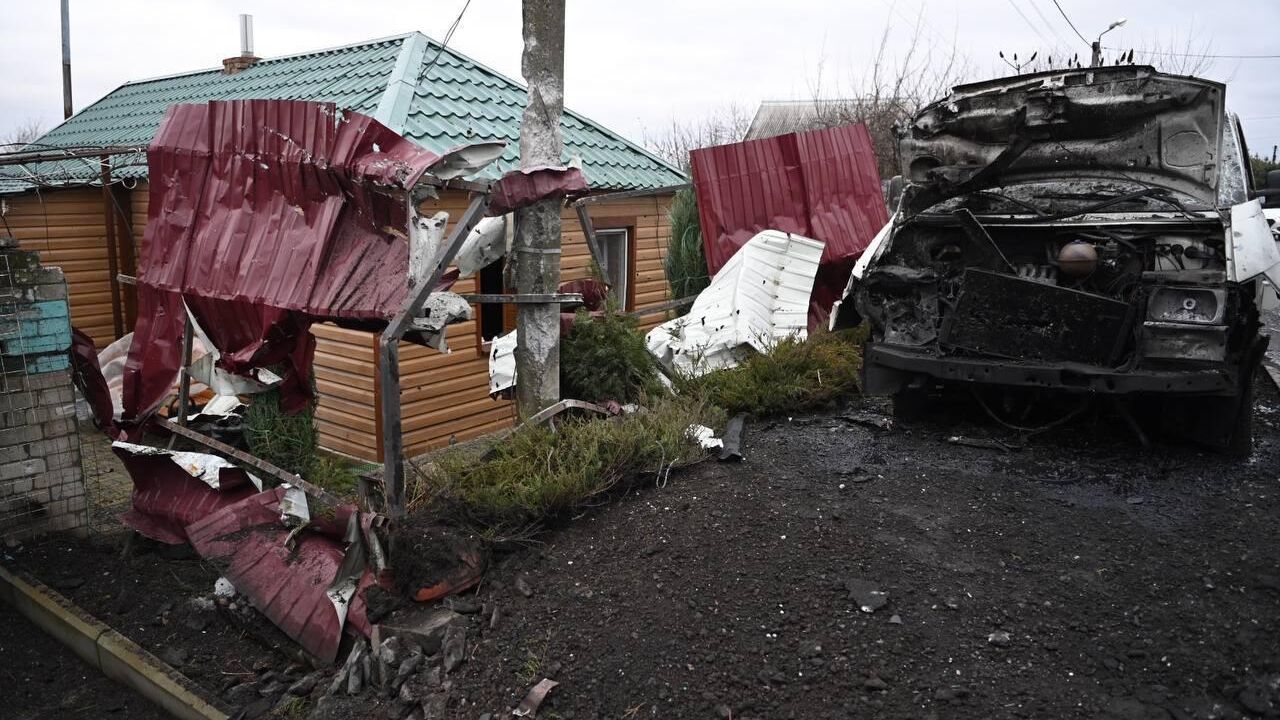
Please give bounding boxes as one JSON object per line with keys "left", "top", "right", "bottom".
{"left": 832, "top": 66, "right": 1278, "bottom": 453}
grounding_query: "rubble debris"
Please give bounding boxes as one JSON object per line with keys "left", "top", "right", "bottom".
{"left": 689, "top": 124, "right": 888, "bottom": 328}
{"left": 718, "top": 413, "right": 747, "bottom": 462}
{"left": 186, "top": 488, "right": 375, "bottom": 664}
{"left": 442, "top": 624, "right": 467, "bottom": 673}
{"left": 488, "top": 165, "right": 589, "bottom": 216}
{"left": 686, "top": 424, "right": 724, "bottom": 451}
{"left": 646, "top": 230, "right": 824, "bottom": 377}
{"left": 213, "top": 577, "right": 236, "bottom": 598}
{"left": 111, "top": 441, "right": 262, "bottom": 544}
{"left": 122, "top": 99, "right": 500, "bottom": 429}
{"left": 947, "top": 435, "right": 1018, "bottom": 453}
{"left": 512, "top": 678, "right": 560, "bottom": 717}
{"left": 373, "top": 609, "right": 465, "bottom": 655}
{"left": 988, "top": 630, "right": 1012, "bottom": 647}
{"left": 840, "top": 411, "right": 894, "bottom": 431}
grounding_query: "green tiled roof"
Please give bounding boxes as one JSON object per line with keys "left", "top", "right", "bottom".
{"left": 1, "top": 32, "right": 685, "bottom": 193}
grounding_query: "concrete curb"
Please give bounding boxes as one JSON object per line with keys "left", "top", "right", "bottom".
{"left": 0, "top": 563, "right": 230, "bottom": 720}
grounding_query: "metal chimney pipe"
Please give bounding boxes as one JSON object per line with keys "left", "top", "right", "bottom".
{"left": 239, "top": 14, "right": 253, "bottom": 56}
{"left": 60, "top": 0, "right": 72, "bottom": 119}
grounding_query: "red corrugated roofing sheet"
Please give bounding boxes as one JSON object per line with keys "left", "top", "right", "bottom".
{"left": 121, "top": 99, "right": 445, "bottom": 422}
{"left": 186, "top": 487, "right": 373, "bottom": 664}
{"left": 690, "top": 124, "right": 888, "bottom": 328}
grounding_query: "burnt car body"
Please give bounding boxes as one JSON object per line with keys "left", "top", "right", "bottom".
{"left": 831, "top": 66, "right": 1278, "bottom": 453}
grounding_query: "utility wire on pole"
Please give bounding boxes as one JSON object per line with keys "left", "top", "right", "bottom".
{"left": 513, "top": 0, "right": 566, "bottom": 415}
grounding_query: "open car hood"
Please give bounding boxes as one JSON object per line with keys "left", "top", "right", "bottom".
{"left": 900, "top": 66, "right": 1226, "bottom": 214}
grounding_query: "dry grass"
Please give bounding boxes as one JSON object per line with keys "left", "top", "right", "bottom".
{"left": 410, "top": 395, "right": 722, "bottom": 537}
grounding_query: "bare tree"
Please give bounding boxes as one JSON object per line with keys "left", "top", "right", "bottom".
{"left": 806, "top": 13, "right": 972, "bottom": 178}
{"left": 1, "top": 118, "right": 45, "bottom": 149}
{"left": 644, "top": 104, "right": 753, "bottom": 173}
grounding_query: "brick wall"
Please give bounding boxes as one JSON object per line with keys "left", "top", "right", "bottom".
{"left": 0, "top": 238, "right": 86, "bottom": 541}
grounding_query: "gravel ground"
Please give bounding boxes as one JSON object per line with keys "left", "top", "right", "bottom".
{"left": 442, "top": 383, "right": 1280, "bottom": 720}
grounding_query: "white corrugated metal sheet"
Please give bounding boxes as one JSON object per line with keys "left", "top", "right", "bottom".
{"left": 647, "top": 230, "right": 825, "bottom": 376}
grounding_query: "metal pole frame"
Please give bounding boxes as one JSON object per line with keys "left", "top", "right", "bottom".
{"left": 380, "top": 192, "right": 490, "bottom": 519}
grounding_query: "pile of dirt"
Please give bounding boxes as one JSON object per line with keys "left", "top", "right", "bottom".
{"left": 434, "top": 382, "right": 1280, "bottom": 719}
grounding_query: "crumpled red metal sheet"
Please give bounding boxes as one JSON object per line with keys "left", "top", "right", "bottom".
{"left": 69, "top": 328, "right": 117, "bottom": 437}
{"left": 488, "top": 165, "right": 589, "bottom": 216}
{"left": 121, "top": 100, "right": 448, "bottom": 422}
{"left": 185, "top": 487, "right": 374, "bottom": 664}
{"left": 112, "top": 443, "right": 259, "bottom": 544}
{"left": 690, "top": 124, "right": 888, "bottom": 328}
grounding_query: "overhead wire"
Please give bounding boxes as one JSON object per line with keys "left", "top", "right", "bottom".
{"left": 1005, "top": 0, "right": 1054, "bottom": 51}
{"left": 1105, "top": 47, "right": 1280, "bottom": 60}
{"left": 1049, "top": 0, "right": 1091, "bottom": 47}
{"left": 415, "top": 0, "right": 474, "bottom": 85}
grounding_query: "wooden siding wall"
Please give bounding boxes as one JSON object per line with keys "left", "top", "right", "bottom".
{"left": 5, "top": 187, "right": 133, "bottom": 348}
{"left": 7, "top": 182, "right": 675, "bottom": 462}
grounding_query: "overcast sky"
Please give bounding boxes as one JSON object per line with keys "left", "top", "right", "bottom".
{"left": 2, "top": 1, "right": 1278, "bottom": 162}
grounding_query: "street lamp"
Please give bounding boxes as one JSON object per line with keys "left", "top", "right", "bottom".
{"left": 1091, "top": 18, "right": 1127, "bottom": 67}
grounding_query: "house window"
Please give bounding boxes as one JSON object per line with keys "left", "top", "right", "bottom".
{"left": 595, "top": 228, "right": 630, "bottom": 308}
{"left": 477, "top": 258, "right": 512, "bottom": 342}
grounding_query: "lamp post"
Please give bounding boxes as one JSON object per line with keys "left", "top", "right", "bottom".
{"left": 1091, "top": 18, "right": 1127, "bottom": 67}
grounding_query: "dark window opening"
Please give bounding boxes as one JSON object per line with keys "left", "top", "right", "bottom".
{"left": 478, "top": 258, "right": 509, "bottom": 342}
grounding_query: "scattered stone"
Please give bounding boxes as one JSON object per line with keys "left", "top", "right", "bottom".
{"left": 442, "top": 624, "right": 467, "bottom": 673}
{"left": 845, "top": 579, "right": 889, "bottom": 613}
{"left": 987, "top": 631, "right": 1012, "bottom": 647}
{"left": 480, "top": 714, "right": 493, "bottom": 720}
{"left": 444, "top": 595, "right": 481, "bottom": 614}
{"left": 287, "top": 673, "right": 319, "bottom": 697}
{"left": 944, "top": 597, "right": 960, "bottom": 611}
{"left": 889, "top": 614, "right": 903, "bottom": 625}
{"left": 259, "top": 679, "right": 287, "bottom": 697}
{"left": 715, "top": 704, "right": 733, "bottom": 718}
{"left": 489, "top": 605, "right": 501, "bottom": 630}
{"left": 393, "top": 651, "right": 424, "bottom": 691}
{"left": 214, "top": 577, "right": 236, "bottom": 598}
{"left": 514, "top": 576, "right": 534, "bottom": 598}
{"left": 160, "top": 647, "right": 190, "bottom": 668}
{"left": 1126, "top": 496, "right": 1145, "bottom": 505}
{"left": 375, "top": 609, "right": 464, "bottom": 655}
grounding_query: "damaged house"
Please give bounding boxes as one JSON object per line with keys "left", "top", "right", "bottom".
{"left": 0, "top": 31, "right": 685, "bottom": 461}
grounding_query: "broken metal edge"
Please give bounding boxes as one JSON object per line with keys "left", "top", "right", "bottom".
{"left": 0, "top": 564, "right": 230, "bottom": 720}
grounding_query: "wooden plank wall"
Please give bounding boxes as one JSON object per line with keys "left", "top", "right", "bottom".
{"left": 4, "top": 187, "right": 130, "bottom": 347}
{"left": 389, "top": 189, "right": 676, "bottom": 460}
{"left": 6, "top": 183, "right": 675, "bottom": 462}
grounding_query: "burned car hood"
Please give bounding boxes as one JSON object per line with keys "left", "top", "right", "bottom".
{"left": 900, "top": 66, "right": 1225, "bottom": 214}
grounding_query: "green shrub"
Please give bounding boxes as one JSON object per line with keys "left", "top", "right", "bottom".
{"left": 416, "top": 395, "right": 719, "bottom": 535}
{"left": 561, "top": 308, "right": 664, "bottom": 403}
{"left": 242, "top": 389, "right": 366, "bottom": 499}
{"left": 665, "top": 188, "right": 710, "bottom": 300}
{"left": 679, "top": 328, "right": 867, "bottom": 415}
{"left": 243, "top": 389, "right": 317, "bottom": 476}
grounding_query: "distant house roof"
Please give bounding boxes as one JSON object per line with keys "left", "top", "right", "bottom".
{"left": 2, "top": 32, "right": 685, "bottom": 194}
{"left": 745, "top": 98, "right": 910, "bottom": 141}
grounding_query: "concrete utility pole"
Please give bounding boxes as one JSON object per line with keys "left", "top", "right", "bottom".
{"left": 60, "top": 0, "right": 73, "bottom": 119}
{"left": 513, "top": 0, "right": 566, "bottom": 415}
